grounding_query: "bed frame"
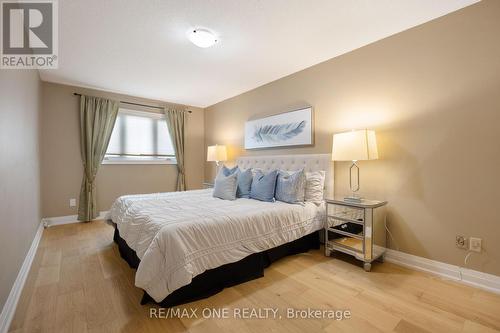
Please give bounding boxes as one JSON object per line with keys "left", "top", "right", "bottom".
{"left": 114, "top": 154, "right": 333, "bottom": 307}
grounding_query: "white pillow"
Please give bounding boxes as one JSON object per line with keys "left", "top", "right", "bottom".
{"left": 305, "top": 171, "right": 325, "bottom": 204}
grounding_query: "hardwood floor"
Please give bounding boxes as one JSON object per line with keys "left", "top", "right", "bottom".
{"left": 8, "top": 220, "right": 500, "bottom": 333}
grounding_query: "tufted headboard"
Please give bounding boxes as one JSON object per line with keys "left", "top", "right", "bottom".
{"left": 236, "top": 154, "right": 334, "bottom": 198}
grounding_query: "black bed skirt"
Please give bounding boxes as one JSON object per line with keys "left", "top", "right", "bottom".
{"left": 113, "top": 226, "right": 320, "bottom": 307}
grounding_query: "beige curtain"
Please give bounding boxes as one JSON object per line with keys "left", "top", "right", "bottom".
{"left": 164, "top": 107, "right": 187, "bottom": 191}
{"left": 78, "top": 95, "right": 119, "bottom": 221}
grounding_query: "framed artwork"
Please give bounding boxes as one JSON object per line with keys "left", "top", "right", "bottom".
{"left": 244, "top": 107, "right": 313, "bottom": 149}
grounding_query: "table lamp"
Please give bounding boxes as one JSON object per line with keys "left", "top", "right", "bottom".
{"left": 332, "top": 129, "right": 378, "bottom": 202}
{"left": 207, "top": 144, "right": 227, "bottom": 176}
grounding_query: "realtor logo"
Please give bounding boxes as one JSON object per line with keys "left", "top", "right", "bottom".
{"left": 1, "top": 0, "right": 58, "bottom": 69}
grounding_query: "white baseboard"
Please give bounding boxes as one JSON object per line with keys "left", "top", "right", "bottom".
{"left": 42, "top": 211, "right": 109, "bottom": 227}
{"left": 384, "top": 249, "right": 500, "bottom": 294}
{"left": 0, "top": 222, "right": 44, "bottom": 333}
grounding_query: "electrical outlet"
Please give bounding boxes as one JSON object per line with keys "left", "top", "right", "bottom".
{"left": 69, "top": 198, "right": 76, "bottom": 207}
{"left": 456, "top": 235, "right": 467, "bottom": 249}
{"left": 469, "top": 237, "right": 482, "bottom": 253}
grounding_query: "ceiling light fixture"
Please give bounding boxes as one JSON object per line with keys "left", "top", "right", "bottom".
{"left": 187, "top": 29, "right": 218, "bottom": 48}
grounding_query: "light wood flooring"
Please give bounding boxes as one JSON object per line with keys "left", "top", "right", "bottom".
{"left": 8, "top": 220, "right": 500, "bottom": 333}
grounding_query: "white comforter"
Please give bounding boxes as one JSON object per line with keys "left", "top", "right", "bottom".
{"left": 110, "top": 189, "right": 325, "bottom": 302}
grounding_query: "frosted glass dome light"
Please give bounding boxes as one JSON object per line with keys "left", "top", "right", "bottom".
{"left": 187, "top": 29, "right": 218, "bottom": 48}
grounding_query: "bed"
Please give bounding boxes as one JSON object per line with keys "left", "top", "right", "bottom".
{"left": 110, "top": 154, "right": 333, "bottom": 306}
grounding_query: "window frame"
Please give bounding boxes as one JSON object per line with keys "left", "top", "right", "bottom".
{"left": 102, "top": 108, "right": 177, "bottom": 165}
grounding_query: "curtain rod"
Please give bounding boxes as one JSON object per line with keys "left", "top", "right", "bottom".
{"left": 72, "top": 93, "right": 192, "bottom": 113}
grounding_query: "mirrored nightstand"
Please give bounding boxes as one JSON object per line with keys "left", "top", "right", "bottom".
{"left": 325, "top": 198, "right": 388, "bottom": 271}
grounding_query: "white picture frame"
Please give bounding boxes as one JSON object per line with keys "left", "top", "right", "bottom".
{"left": 244, "top": 107, "right": 313, "bottom": 149}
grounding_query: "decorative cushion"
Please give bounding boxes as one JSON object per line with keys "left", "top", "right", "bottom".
{"left": 221, "top": 165, "right": 238, "bottom": 176}
{"left": 250, "top": 169, "right": 278, "bottom": 202}
{"left": 221, "top": 165, "right": 253, "bottom": 198}
{"left": 236, "top": 168, "right": 253, "bottom": 198}
{"left": 213, "top": 171, "right": 238, "bottom": 200}
{"left": 275, "top": 169, "right": 306, "bottom": 204}
{"left": 305, "top": 171, "right": 326, "bottom": 204}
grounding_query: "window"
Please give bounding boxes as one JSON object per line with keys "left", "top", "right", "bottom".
{"left": 103, "top": 109, "right": 176, "bottom": 164}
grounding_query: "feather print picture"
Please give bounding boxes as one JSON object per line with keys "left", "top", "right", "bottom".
{"left": 253, "top": 121, "right": 306, "bottom": 143}
{"left": 245, "top": 107, "right": 313, "bottom": 149}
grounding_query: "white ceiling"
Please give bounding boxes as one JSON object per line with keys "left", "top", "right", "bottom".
{"left": 39, "top": 0, "right": 479, "bottom": 108}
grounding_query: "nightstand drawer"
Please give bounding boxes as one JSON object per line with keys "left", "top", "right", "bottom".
{"left": 327, "top": 215, "right": 364, "bottom": 227}
{"left": 327, "top": 203, "right": 364, "bottom": 222}
{"left": 327, "top": 220, "right": 364, "bottom": 237}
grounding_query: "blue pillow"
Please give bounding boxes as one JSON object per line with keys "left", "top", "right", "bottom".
{"left": 213, "top": 172, "right": 238, "bottom": 200}
{"left": 250, "top": 169, "right": 278, "bottom": 202}
{"left": 275, "top": 169, "right": 306, "bottom": 204}
{"left": 221, "top": 165, "right": 238, "bottom": 176}
{"left": 221, "top": 166, "right": 253, "bottom": 198}
{"left": 236, "top": 168, "right": 252, "bottom": 198}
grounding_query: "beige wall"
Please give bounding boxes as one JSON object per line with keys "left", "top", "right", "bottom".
{"left": 41, "top": 82, "right": 204, "bottom": 218}
{"left": 0, "top": 70, "right": 41, "bottom": 310}
{"left": 205, "top": 0, "right": 500, "bottom": 276}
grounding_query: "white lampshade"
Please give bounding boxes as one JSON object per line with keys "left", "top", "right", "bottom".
{"left": 207, "top": 145, "right": 227, "bottom": 162}
{"left": 332, "top": 129, "right": 379, "bottom": 161}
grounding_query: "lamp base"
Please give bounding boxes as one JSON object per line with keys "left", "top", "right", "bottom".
{"left": 344, "top": 195, "right": 363, "bottom": 203}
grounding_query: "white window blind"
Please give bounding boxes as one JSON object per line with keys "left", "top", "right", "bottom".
{"left": 104, "top": 109, "right": 176, "bottom": 164}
